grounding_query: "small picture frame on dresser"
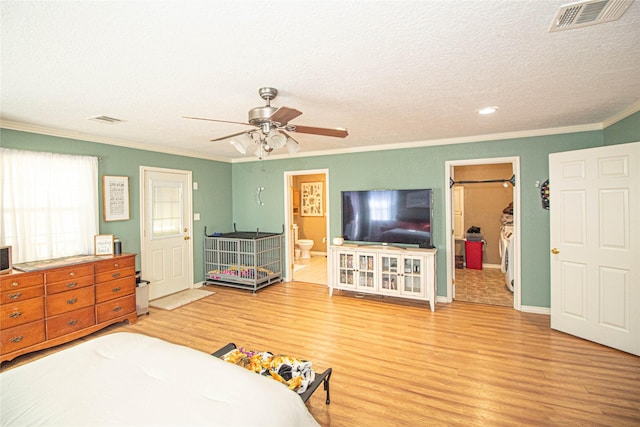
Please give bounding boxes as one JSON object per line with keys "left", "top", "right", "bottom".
{"left": 94, "top": 234, "right": 114, "bottom": 256}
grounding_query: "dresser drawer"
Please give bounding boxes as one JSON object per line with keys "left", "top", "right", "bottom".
{"left": 45, "top": 263, "right": 94, "bottom": 284}
{"left": 1, "top": 297, "right": 44, "bottom": 330}
{"left": 1, "top": 286, "right": 44, "bottom": 304}
{"left": 0, "top": 320, "right": 45, "bottom": 354}
{"left": 0, "top": 272, "right": 44, "bottom": 292}
{"left": 46, "top": 274, "right": 94, "bottom": 295}
{"left": 95, "top": 266, "right": 135, "bottom": 284}
{"left": 96, "top": 295, "right": 135, "bottom": 323}
{"left": 46, "top": 306, "right": 95, "bottom": 339}
{"left": 95, "top": 277, "right": 135, "bottom": 303}
{"left": 95, "top": 255, "right": 135, "bottom": 274}
{"left": 46, "top": 286, "right": 95, "bottom": 317}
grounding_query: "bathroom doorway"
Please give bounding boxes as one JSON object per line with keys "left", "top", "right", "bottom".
{"left": 445, "top": 157, "right": 521, "bottom": 310}
{"left": 283, "top": 169, "right": 330, "bottom": 285}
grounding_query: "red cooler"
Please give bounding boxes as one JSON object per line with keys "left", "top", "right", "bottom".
{"left": 465, "top": 240, "right": 483, "bottom": 270}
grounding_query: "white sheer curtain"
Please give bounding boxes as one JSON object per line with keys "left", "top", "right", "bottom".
{"left": 0, "top": 148, "right": 99, "bottom": 263}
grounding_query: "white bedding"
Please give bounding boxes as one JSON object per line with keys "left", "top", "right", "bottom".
{"left": 0, "top": 332, "right": 320, "bottom": 427}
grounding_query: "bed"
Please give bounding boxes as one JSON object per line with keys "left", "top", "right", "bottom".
{"left": 0, "top": 332, "right": 320, "bottom": 426}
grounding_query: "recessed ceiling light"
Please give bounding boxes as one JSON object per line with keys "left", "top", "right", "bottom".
{"left": 477, "top": 106, "right": 499, "bottom": 115}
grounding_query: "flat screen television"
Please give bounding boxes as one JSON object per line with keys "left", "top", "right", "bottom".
{"left": 341, "top": 189, "right": 433, "bottom": 247}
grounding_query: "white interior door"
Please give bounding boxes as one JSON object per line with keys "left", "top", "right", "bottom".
{"left": 453, "top": 185, "right": 465, "bottom": 239}
{"left": 141, "top": 167, "right": 193, "bottom": 300}
{"left": 550, "top": 142, "right": 639, "bottom": 355}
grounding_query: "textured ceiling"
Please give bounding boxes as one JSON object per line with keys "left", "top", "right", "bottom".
{"left": 1, "top": 0, "right": 639, "bottom": 162}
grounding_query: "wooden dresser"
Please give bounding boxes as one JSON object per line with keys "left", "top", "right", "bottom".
{"left": 0, "top": 253, "right": 137, "bottom": 363}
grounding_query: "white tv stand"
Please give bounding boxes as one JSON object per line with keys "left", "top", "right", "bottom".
{"left": 329, "top": 244, "right": 437, "bottom": 311}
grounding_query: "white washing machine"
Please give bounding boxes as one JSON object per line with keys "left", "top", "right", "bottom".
{"left": 499, "top": 225, "right": 515, "bottom": 292}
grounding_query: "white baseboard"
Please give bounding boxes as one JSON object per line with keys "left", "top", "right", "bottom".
{"left": 483, "top": 263, "right": 501, "bottom": 269}
{"left": 436, "top": 296, "right": 550, "bottom": 315}
{"left": 520, "top": 305, "right": 550, "bottom": 315}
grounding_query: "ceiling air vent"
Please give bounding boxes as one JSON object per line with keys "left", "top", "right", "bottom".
{"left": 87, "top": 115, "right": 126, "bottom": 124}
{"left": 550, "top": 0, "right": 635, "bottom": 32}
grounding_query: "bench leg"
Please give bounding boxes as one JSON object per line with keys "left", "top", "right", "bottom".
{"left": 323, "top": 368, "right": 332, "bottom": 404}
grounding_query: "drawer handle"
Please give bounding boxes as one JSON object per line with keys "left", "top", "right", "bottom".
{"left": 66, "top": 282, "right": 78, "bottom": 288}
{"left": 67, "top": 297, "right": 78, "bottom": 305}
{"left": 67, "top": 319, "right": 78, "bottom": 326}
{"left": 8, "top": 311, "right": 23, "bottom": 318}
{"left": 114, "top": 263, "right": 119, "bottom": 268}
{"left": 113, "top": 305, "right": 122, "bottom": 312}
{"left": 8, "top": 292, "right": 22, "bottom": 300}
{"left": 69, "top": 272, "right": 76, "bottom": 277}
{"left": 112, "top": 287, "right": 121, "bottom": 292}
{"left": 11, "top": 281, "right": 19, "bottom": 287}
{"left": 10, "top": 335, "right": 24, "bottom": 343}
{"left": 111, "top": 272, "right": 121, "bottom": 279}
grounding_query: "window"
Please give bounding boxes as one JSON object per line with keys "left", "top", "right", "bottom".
{"left": 0, "top": 148, "right": 98, "bottom": 263}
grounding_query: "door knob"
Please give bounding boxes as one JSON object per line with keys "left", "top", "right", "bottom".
{"left": 184, "top": 236, "right": 190, "bottom": 240}
{"left": 551, "top": 248, "right": 559, "bottom": 254}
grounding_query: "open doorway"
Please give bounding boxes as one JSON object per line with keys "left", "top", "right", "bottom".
{"left": 445, "top": 157, "right": 521, "bottom": 310}
{"left": 283, "top": 169, "right": 330, "bottom": 285}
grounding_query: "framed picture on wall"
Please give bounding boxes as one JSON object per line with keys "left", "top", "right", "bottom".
{"left": 103, "top": 175, "right": 130, "bottom": 221}
{"left": 301, "top": 182, "right": 323, "bottom": 216}
{"left": 94, "top": 234, "right": 114, "bottom": 256}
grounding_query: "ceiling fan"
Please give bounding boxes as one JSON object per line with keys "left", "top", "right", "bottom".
{"left": 184, "top": 87, "right": 348, "bottom": 158}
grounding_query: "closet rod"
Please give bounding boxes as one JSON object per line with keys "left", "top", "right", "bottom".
{"left": 449, "top": 174, "right": 516, "bottom": 188}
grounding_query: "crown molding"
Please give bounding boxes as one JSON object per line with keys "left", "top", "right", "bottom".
{"left": 601, "top": 100, "right": 640, "bottom": 128}
{"left": 0, "top": 119, "right": 232, "bottom": 163}
{"left": 1, "top": 118, "right": 607, "bottom": 164}
{"left": 232, "top": 122, "right": 603, "bottom": 162}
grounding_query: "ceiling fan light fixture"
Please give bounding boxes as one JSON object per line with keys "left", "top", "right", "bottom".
{"left": 230, "top": 133, "right": 253, "bottom": 154}
{"left": 286, "top": 137, "right": 299, "bottom": 155}
{"left": 186, "top": 87, "right": 348, "bottom": 158}
{"left": 266, "top": 129, "right": 287, "bottom": 149}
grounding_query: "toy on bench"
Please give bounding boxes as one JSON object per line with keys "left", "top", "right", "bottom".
{"left": 212, "top": 342, "right": 332, "bottom": 404}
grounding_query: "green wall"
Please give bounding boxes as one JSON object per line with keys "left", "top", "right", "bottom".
{"left": 0, "top": 128, "right": 233, "bottom": 282}
{"left": 3, "top": 110, "right": 638, "bottom": 308}
{"left": 231, "top": 131, "right": 605, "bottom": 308}
{"left": 603, "top": 111, "right": 640, "bottom": 146}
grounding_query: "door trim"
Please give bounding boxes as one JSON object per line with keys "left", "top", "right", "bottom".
{"left": 139, "top": 166, "right": 194, "bottom": 293}
{"left": 444, "top": 157, "right": 521, "bottom": 310}
{"left": 283, "top": 169, "right": 330, "bottom": 284}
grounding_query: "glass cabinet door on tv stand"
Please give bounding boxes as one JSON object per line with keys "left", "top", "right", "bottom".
{"left": 400, "top": 256, "right": 424, "bottom": 297}
{"left": 335, "top": 250, "right": 376, "bottom": 290}
{"left": 380, "top": 254, "right": 399, "bottom": 293}
{"left": 355, "top": 253, "right": 376, "bottom": 291}
{"left": 380, "top": 254, "right": 425, "bottom": 297}
{"left": 336, "top": 251, "right": 356, "bottom": 289}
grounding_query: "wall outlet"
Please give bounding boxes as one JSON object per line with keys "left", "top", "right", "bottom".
{"left": 194, "top": 213, "right": 200, "bottom": 221}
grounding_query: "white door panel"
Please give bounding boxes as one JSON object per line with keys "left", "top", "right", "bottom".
{"left": 550, "top": 142, "right": 639, "bottom": 355}
{"left": 141, "top": 168, "right": 193, "bottom": 300}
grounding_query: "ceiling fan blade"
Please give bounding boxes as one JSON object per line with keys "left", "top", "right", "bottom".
{"left": 287, "top": 124, "right": 348, "bottom": 138}
{"left": 209, "top": 130, "right": 252, "bottom": 143}
{"left": 183, "top": 116, "right": 252, "bottom": 127}
{"left": 269, "top": 107, "right": 302, "bottom": 126}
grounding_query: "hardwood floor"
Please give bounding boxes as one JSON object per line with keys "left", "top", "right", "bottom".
{"left": 2, "top": 281, "right": 639, "bottom": 426}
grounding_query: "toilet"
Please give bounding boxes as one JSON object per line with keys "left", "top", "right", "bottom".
{"left": 296, "top": 239, "right": 314, "bottom": 259}
{"left": 293, "top": 224, "right": 314, "bottom": 259}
